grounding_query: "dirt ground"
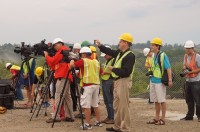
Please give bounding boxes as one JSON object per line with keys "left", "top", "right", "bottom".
{"left": 0, "top": 97, "right": 200, "bottom": 132}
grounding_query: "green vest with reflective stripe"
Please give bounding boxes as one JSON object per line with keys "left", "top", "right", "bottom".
{"left": 23, "top": 58, "right": 34, "bottom": 74}
{"left": 80, "top": 58, "right": 100, "bottom": 86}
{"left": 111, "top": 51, "right": 135, "bottom": 80}
{"left": 101, "top": 58, "right": 114, "bottom": 80}
{"left": 152, "top": 52, "right": 165, "bottom": 78}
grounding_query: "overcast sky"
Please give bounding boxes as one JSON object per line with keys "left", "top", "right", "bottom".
{"left": 0, "top": 0, "right": 200, "bottom": 45}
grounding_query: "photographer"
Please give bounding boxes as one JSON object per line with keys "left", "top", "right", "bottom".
{"left": 143, "top": 48, "right": 154, "bottom": 104}
{"left": 31, "top": 67, "right": 50, "bottom": 108}
{"left": 100, "top": 46, "right": 114, "bottom": 124}
{"left": 147, "top": 38, "right": 173, "bottom": 125}
{"left": 6, "top": 63, "right": 24, "bottom": 100}
{"left": 70, "top": 47, "right": 102, "bottom": 130}
{"left": 96, "top": 33, "right": 135, "bottom": 132}
{"left": 44, "top": 38, "right": 74, "bottom": 123}
{"left": 22, "top": 56, "right": 36, "bottom": 107}
{"left": 180, "top": 40, "right": 200, "bottom": 122}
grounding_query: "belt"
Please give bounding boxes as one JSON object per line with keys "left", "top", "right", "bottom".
{"left": 57, "top": 78, "right": 65, "bottom": 81}
{"left": 114, "top": 77, "right": 122, "bottom": 81}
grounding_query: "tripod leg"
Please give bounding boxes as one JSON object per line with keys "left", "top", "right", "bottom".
{"left": 30, "top": 91, "right": 38, "bottom": 113}
{"left": 52, "top": 71, "right": 71, "bottom": 128}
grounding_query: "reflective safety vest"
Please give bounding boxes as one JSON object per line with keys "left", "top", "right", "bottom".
{"left": 111, "top": 51, "right": 135, "bottom": 80}
{"left": 151, "top": 52, "right": 165, "bottom": 78}
{"left": 10, "top": 65, "right": 20, "bottom": 71}
{"left": 79, "top": 58, "right": 100, "bottom": 87}
{"left": 145, "top": 54, "right": 154, "bottom": 71}
{"left": 185, "top": 53, "right": 198, "bottom": 78}
{"left": 23, "top": 58, "right": 34, "bottom": 74}
{"left": 101, "top": 58, "right": 114, "bottom": 80}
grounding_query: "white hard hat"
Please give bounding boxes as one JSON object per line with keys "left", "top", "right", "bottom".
{"left": 80, "top": 47, "right": 92, "bottom": 54}
{"left": 6, "top": 63, "right": 12, "bottom": 68}
{"left": 143, "top": 48, "right": 151, "bottom": 56}
{"left": 184, "top": 40, "right": 195, "bottom": 48}
{"left": 53, "top": 38, "right": 64, "bottom": 45}
{"left": 100, "top": 45, "right": 111, "bottom": 57}
{"left": 73, "top": 43, "right": 81, "bottom": 49}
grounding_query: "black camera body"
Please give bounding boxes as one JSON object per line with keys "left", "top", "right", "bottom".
{"left": 145, "top": 71, "right": 153, "bottom": 77}
{"left": 33, "top": 39, "right": 56, "bottom": 57}
{"left": 180, "top": 68, "right": 192, "bottom": 77}
{"left": 14, "top": 42, "right": 34, "bottom": 57}
{"left": 14, "top": 40, "right": 57, "bottom": 57}
{"left": 61, "top": 50, "right": 80, "bottom": 63}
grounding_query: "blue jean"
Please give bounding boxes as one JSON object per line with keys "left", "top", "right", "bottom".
{"left": 102, "top": 79, "right": 114, "bottom": 120}
{"left": 15, "top": 74, "right": 24, "bottom": 100}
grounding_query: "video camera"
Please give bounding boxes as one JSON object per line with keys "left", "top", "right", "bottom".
{"left": 14, "top": 42, "right": 34, "bottom": 57}
{"left": 33, "top": 39, "right": 56, "bottom": 57}
{"left": 180, "top": 67, "right": 192, "bottom": 77}
{"left": 14, "top": 39, "right": 57, "bottom": 57}
{"left": 61, "top": 50, "right": 79, "bottom": 63}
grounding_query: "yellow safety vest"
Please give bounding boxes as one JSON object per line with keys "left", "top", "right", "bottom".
{"left": 10, "top": 65, "right": 20, "bottom": 71}
{"left": 79, "top": 58, "right": 100, "bottom": 87}
{"left": 101, "top": 58, "right": 114, "bottom": 80}
{"left": 152, "top": 52, "right": 165, "bottom": 78}
{"left": 111, "top": 51, "right": 135, "bottom": 80}
{"left": 145, "top": 54, "right": 154, "bottom": 71}
{"left": 23, "top": 58, "right": 34, "bottom": 74}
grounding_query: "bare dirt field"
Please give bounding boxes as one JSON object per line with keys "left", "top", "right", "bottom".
{"left": 0, "top": 98, "right": 200, "bottom": 132}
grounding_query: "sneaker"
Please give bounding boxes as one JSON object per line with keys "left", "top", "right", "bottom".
{"left": 94, "top": 121, "right": 103, "bottom": 127}
{"left": 180, "top": 116, "right": 193, "bottom": 121}
{"left": 80, "top": 123, "right": 92, "bottom": 130}
{"left": 64, "top": 117, "right": 75, "bottom": 122}
{"left": 102, "top": 117, "right": 109, "bottom": 123}
{"left": 46, "top": 118, "right": 61, "bottom": 123}
{"left": 105, "top": 119, "right": 114, "bottom": 124}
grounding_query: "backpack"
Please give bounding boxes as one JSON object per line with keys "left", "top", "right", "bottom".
{"left": 158, "top": 52, "right": 175, "bottom": 86}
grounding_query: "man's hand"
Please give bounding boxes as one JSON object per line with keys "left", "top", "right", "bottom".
{"left": 168, "top": 81, "right": 173, "bottom": 88}
{"left": 23, "top": 74, "right": 28, "bottom": 79}
{"left": 70, "top": 60, "right": 75, "bottom": 68}
{"left": 108, "top": 66, "right": 113, "bottom": 71}
{"left": 44, "top": 51, "right": 48, "bottom": 57}
{"left": 95, "top": 40, "right": 101, "bottom": 47}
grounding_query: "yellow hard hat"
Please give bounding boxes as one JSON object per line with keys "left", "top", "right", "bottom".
{"left": 35, "top": 67, "right": 43, "bottom": 77}
{"left": 119, "top": 33, "right": 133, "bottom": 43}
{"left": 151, "top": 37, "right": 163, "bottom": 46}
{"left": 90, "top": 46, "right": 96, "bottom": 52}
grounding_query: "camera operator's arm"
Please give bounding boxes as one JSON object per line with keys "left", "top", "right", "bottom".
{"left": 44, "top": 51, "right": 63, "bottom": 65}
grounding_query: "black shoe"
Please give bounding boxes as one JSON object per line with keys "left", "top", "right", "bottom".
{"left": 64, "top": 117, "right": 75, "bottom": 122}
{"left": 180, "top": 117, "right": 193, "bottom": 120}
{"left": 106, "top": 127, "right": 121, "bottom": 132}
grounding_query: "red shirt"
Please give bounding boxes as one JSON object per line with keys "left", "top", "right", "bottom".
{"left": 74, "top": 58, "right": 103, "bottom": 86}
{"left": 46, "top": 46, "right": 72, "bottom": 80}
{"left": 10, "top": 69, "right": 19, "bottom": 76}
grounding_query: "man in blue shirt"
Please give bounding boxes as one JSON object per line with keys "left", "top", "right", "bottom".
{"left": 147, "top": 38, "right": 173, "bottom": 125}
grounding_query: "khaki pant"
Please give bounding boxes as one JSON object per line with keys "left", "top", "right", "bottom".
{"left": 52, "top": 78, "right": 74, "bottom": 119}
{"left": 113, "top": 77, "right": 132, "bottom": 132}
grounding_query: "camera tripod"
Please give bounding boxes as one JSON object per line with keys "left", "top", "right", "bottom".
{"left": 13, "top": 56, "right": 35, "bottom": 109}
{"left": 51, "top": 69, "right": 84, "bottom": 129}
{"left": 30, "top": 70, "right": 54, "bottom": 121}
{"left": 30, "top": 62, "right": 51, "bottom": 114}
